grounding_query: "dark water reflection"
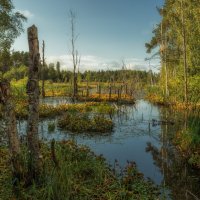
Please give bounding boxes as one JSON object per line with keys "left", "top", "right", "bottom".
{"left": 17, "top": 99, "right": 200, "bottom": 200}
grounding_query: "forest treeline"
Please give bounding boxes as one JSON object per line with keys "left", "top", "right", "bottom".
{"left": 146, "top": 0, "right": 200, "bottom": 104}
{"left": 0, "top": 50, "right": 158, "bottom": 84}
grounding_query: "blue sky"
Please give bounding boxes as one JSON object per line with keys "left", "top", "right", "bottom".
{"left": 12, "top": 0, "right": 164, "bottom": 71}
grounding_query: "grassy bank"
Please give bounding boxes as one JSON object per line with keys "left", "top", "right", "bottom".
{"left": 0, "top": 141, "right": 159, "bottom": 200}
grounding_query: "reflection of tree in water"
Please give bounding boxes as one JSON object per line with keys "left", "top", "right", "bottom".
{"left": 146, "top": 107, "right": 200, "bottom": 200}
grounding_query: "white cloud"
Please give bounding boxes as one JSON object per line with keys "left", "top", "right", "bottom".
{"left": 18, "top": 10, "right": 34, "bottom": 19}
{"left": 46, "top": 54, "right": 160, "bottom": 72}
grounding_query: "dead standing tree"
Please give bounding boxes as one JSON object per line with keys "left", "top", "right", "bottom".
{"left": 41, "top": 40, "right": 45, "bottom": 98}
{"left": 26, "top": 25, "right": 42, "bottom": 182}
{"left": 0, "top": 81, "right": 22, "bottom": 184}
{"left": 69, "top": 10, "right": 80, "bottom": 102}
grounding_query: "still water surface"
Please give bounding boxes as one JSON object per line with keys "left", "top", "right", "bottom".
{"left": 18, "top": 98, "right": 200, "bottom": 199}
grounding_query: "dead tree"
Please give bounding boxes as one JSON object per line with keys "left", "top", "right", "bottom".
{"left": 86, "top": 80, "right": 89, "bottom": 97}
{"left": 109, "top": 83, "right": 112, "bottom": 100}
{"left": 0, "top": 81, "right": 22, "bottom": 184}
{"left": 69, "top": 10, "right": 80, "bottom": 102}
{"left": 26, "top": 25, "right": 42, "bottom": 181}
{"left": 41, "top": 40, "right": 45, "bottom": 98}
{"left": 98, "top": 84, "right": 101, "bottom": 99}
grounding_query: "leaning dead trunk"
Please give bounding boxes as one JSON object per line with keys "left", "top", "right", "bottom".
{"left": 26, "top": 25, "right": 42, "bottom": 181}
{"left": 0, "top": 81, "right": 21, "bottom": 183}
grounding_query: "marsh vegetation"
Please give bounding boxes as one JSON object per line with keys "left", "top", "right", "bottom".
{"left": 0, "top": 0, "right": 200, "bottom": 199}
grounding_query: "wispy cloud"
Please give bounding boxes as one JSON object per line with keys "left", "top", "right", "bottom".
{"left": 46, "top": 55, "right": 160, "bottom": 72}
{"left": 18, "top": 10, "right": 34, "bottom": 19}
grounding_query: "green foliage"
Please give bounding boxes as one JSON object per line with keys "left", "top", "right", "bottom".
{"left": 93, "top": 103, "right": 116, "bottom": 116}
{"left": 0, "top": 141, "right": 159, "bottom": 200}
{"left": 174, "top": 121, "right": 200, "bottom": 168}
{"left": 3, "top": 65, "right": 27, "bottom": 80}
{"left": 48, "top": 122, "right": 56, "bottom": 132}
{"left": 11, "top": 77, "right": 28, "bottom": 101}
{"left": 188, "top": 153, "right": 200, "bottom": 168}
{"left": 146, "top": 0, "right": 200, "bottom": 104}
{"left": 0, "top": 0, "right": 27, "bottom": 53}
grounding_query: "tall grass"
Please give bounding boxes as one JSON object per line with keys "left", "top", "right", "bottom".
{"left": 0, "top": 141, "right": 159, "bottom": 200}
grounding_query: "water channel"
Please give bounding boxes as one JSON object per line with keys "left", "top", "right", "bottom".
{"left": 17, "top": 97, "right": 200, "bottom": 200}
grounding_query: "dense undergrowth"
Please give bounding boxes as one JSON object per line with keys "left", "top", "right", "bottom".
{"left": 0, "top": 141, "right": 159, "bottom": 200}
{"left": 146, "top": 85, "right": 200, "bottom": 110}
{"left": 146, "top": 87, "right": 200, "bottom": 169}
{"left": 174, "top": 117, "right": 200, "bottom": 169}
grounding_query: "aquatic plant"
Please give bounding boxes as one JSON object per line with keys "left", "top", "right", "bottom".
{"left": 48, "top": 122, "right": 56, "bottom": 132}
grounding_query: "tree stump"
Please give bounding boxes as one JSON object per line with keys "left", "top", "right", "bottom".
{"left": 26, "top": 25, "right": 42, "bottom": 182}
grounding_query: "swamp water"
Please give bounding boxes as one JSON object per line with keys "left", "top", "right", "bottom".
{"left": 18, "top": 98, "right": 200, "bottom": 200}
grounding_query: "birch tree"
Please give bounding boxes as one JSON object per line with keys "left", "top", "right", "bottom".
{"left": 0, "top": 0, "right": 26, "bottom": 185}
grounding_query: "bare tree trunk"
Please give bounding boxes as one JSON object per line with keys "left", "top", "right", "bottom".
{"left": 26, "top": 25, "right": 42, "bottom": 182}
{"left": 69, "top": 10, "right": 80, "bottom": 102}
{"left": 120, "top": 85, "right": 123, "bottom": 96}
{"left": 97, "top": 82, "right": 99, "bottom": 93}
{"left": 98, "top": 84, "right": 101, "bottom": 99}
{"left": 86, "top": 80, "right": 89, "bottom": 97}
{"left": 125, "top": 84, "right": 128, "bottom": 95}
{"left": 109, "top": 83, "right": 111, "bottom": 100}
{"left": 181, "top": 0, "right": 188, "bottom": 106}
{"left": 117, "top": 88, "right": 121, "bottom": 102}
{"left": 41, "top": 40, "right": 45, "bottom": 98}
{"left": 160, "top": 21, "right": 169, "bottom": 98}
{"left": 0, "top": 81, "right": 22, "bottom": 184}
{"left": 164, "top": 33, "right": 169, "bottom": 97}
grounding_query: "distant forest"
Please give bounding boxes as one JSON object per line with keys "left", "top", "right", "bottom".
{"left": 0, "top": 50, "right": 158, "bottom": 84}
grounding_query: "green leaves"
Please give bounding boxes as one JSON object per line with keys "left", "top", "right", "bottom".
{"left": 0, "top": 0, "right": 27, "bottom": 51}
{"left": 146, "top": 0, "right": 200, "bottom": 103}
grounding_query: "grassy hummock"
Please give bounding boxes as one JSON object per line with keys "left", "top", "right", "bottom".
{"left": 0, "top": 141, "right": 159, "bottom": 200}
{"left": 78, "top": 94, "right": 135, "bottom": 104}
{"left": 58, "top": 112, "right": 114, "bottom": 133}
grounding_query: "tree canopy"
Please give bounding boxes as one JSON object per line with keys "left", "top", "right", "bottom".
{"left": 146, "top": 0, "right": 200, "bottom": 103}
{"left": 0, "top": 0, "right": 27, "bottom": 50}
